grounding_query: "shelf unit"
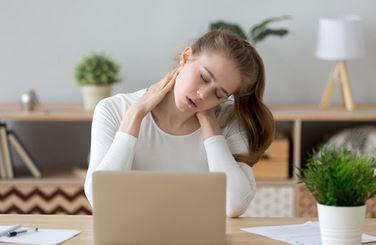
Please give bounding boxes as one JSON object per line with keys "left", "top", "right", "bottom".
{"left": 1, "top": 103, "right": 376, "bottom": 217}
{"left": 247, "top": 104, "right": 376, "bottom": 217}
{"left": 270, "top": 104, "right": 376, "bottom": 178}
{"left": 0, "top": 103, "right": 92, "bottom": 214}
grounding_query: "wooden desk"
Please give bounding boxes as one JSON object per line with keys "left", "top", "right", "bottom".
{"left": 0, "top": 215, "right": 375, "bottom": 244}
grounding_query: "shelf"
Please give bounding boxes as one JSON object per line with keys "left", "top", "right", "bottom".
{"left": 0, "top": 166, "right": 86, "bottom": 184}
{"left": 1, "top": 102, "right": 375, "bottom": 217}
{"left": 269, "top": 104, "right": 376, "bottom": 121}
{"left": 2, "top": 103, "right": 376, "bottom": 122}
{"left": 0, "top": 103, "right": 92, "bottom": 121}
{"left": 1, "top": 162, "right": 298, "bottom": 186}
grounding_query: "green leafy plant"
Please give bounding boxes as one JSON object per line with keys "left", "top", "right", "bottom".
{"left": 75, "top": 52, "right": 120, "bottom": 86}
{"left": 298, "top": 147, "right": 376, "bottom": 207}
{"left": 209, "top": 15, "right": 292, "bottom": 45}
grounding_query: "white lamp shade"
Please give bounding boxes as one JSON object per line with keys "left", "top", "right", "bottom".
{"left": 316, "top": 15, "right": 365, "bottom": 60}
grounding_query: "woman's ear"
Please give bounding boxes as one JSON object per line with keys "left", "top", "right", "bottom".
{"left": 179, "top": 47, "right": 192, "bottom": 65}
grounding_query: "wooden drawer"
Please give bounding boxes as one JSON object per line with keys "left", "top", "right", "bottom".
{"left": 262, "top": 138, "right": 288, "bottom": 161}
{"left": 253, "top": 138, "right": 289, "bottom": 180}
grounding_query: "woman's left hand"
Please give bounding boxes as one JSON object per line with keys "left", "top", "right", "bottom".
{"left": 196, "top": 106, "right": 222, "bottom": 139}
{"left": 196, "top": 107, "right": 216, "bottom": 120}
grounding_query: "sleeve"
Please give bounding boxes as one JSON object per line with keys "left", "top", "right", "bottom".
{"left": 203, "top": 128, "right": 256, "bottom": 218}
{"left": 84, "top": 98, "right": 138, "bottom": 207}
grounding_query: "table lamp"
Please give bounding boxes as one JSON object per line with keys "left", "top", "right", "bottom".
{"left": 316, "top": 15, "right": 365, "bottom": 111}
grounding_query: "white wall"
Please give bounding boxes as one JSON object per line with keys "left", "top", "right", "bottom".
{"left": 1, "top": 0, "right": 375, "bottom": 104}
{"left": 1, "top": 0, "right": 375, "bottom": 168}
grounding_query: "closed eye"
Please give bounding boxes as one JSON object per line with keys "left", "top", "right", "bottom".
{"left": 200, "top": 74, "right": 209, "bottom": 83}
{"left": 200, "top": 74, "right": 226, "bottom": 100}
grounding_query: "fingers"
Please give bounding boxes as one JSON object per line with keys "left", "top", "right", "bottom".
{"left": 161, "top": 70, "right": 178, "bottom": 93}
{"left": 146, "top": 69, "right": 179, "bottom": 95}
{"left": 160, "top": 69, "right": 179, "bottom": 88}
{"left": 158, "top": 71, "right": 173, "bottom": 88}
{"left": 147, "top": 71, "right": 172, "bottom": 92}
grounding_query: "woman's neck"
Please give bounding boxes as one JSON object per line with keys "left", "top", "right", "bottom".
{"left": 151, "top": 90, "right": 198, "bottom": 130}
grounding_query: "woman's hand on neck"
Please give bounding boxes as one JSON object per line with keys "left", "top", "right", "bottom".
{"left": 119, "top": 70, "right": 178, "bottom": 137}
{"left": 196, "top": 106, "right": 222, "bottom": 140}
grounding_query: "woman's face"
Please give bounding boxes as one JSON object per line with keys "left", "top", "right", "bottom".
{"left": 174, "top": 48, "right": 242, "bottom": 112}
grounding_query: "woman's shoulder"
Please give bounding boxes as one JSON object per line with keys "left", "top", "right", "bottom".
{"left": 93, "top": 88, "right": 146, "bottom": 123}
{"left": 96, "top": 88, "right": 146, "bottom": 112}
{"left": 106, "top": 88, "right": 146, "bottom": 106}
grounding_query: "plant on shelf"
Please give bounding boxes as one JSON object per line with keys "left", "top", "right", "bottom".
{"left": 209, "top": 15, "right": 292, "bottom": 45}
{"left": 74, "top": 52, "right": 121, "bottom": 110}
{"left": 298, "top": 147, "right": 376, "bottom": 244}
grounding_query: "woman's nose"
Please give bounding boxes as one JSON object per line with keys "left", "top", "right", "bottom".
{"left": 197, "top": 85, "right": 213, "bottom": 100}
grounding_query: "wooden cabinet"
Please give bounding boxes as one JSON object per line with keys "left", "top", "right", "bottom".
{"left": 251, "top": 104, "right": 376, "bottom": 217}
{"left": 0, "top": 103, "right": 92, "bottom": 214}
{"left": 269, "top": 104, "right": 376, "bottom": 178}
{"left": 253, "top": 138, "right": 289, "bottom": 180}
{"left": 0, "top": 177, "right": 91, "bottom": 215}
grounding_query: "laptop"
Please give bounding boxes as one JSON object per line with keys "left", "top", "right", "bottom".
{"left": 92, "top": 171, "right": 227, "bottom": 245}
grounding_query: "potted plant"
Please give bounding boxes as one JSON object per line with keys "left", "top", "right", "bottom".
{"left": 298, "top": 147, "right": 376, "bottom": 245}
{"left": 209, "top": 15, "right": 292, "bottom": 45}
{"left": 74, "top": 52, "right": 121, "bottom": 110}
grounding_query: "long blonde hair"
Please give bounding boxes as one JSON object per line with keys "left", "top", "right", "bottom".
{"left": 190, "top": 30, "right": 275, "bottom": 167}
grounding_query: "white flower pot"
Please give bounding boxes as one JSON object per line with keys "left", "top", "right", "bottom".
{"left": 317, "top": 203, "right": 366, "bottom": 245}
{"left": 80, "top": 85, "right": 112, "bottom": 110}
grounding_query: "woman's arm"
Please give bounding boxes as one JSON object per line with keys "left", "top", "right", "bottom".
{"left": 84, "top": 98, "right": 140, "bottom": 206}
{"left": 119, "top": 107, "right": 145, "bottom": 137}
{"left": 197, "top": 111, "right": 256, "bottom": 218}
{"left": 84, "top": 70, "right": 179, "bottom": 207}
{"left": 204, "top": 135, "right": 256, "bottom": 218}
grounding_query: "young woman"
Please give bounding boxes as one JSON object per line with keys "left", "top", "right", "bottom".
{"left": 84, "top": 30, "right": 275, "bottom": 217}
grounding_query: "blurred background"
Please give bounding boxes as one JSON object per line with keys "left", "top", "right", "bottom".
{"left": 0, "top": 0, "right": 375, "bottom": 216}
{"left": 1, "top": 0, "right": 375, "bottom": 166}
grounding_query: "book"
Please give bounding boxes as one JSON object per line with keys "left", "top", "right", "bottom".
{"left": 8, "top": 131, "right": 41, "bottom": 178}
{"left": 0, "top": 133, "right": 6, "bottom": 179}
{"left": 0, "top": 123, "right": 13, "bottom": 178}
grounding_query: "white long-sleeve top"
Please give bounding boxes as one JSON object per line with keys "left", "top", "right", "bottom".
{"left": 84, "top": 88, "right": 256, "bottom": 217}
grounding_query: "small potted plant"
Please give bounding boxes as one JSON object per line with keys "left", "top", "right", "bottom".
{"left": 298, "top": 147, "right": 376, "bottom": 245}
{"left": 74, "top": 52, "right": 121, "bottom": 110}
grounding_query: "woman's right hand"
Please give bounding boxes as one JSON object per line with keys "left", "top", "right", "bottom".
{"left": 119, "top": 69, "right": 179, "bottom": 137}
{"left": 130, "top": 69, "right": 179, "bottom": 118}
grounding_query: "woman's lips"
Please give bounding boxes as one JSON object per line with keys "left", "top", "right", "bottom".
{"left": 186, "top": 96, "right": 197, "bottom": 108}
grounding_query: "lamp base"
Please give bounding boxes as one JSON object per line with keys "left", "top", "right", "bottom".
{"left": 320, "top": 60, "right": 355, "bottom": 111}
